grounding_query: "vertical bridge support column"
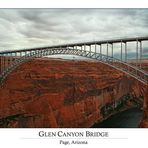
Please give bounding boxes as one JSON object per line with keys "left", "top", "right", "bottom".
{"left": 25, "top": 51, "right": 27, "bottom": 57}
{"left": 136, "top": 39, "right": 139, "bottom": 67}
{"left": 100, "top": 44, "right": 102, "bottom": 60}
{"left": 20, "top": 52, "right": 22, "bottom": 57}
{"left": 35, "top": 50, "right": 38, "bottom": 58}
{"left": 73, "top": 45, "right": 78, "bottom": 58}
{"left": 140, "top": 41, "right": 143, "bottom": 69}
{"left": 95, "top": 43, "right": 97, "bottom": 58}
{"left": 111, "top": 43, "right": 113, "bottom": 59}
{"left": 121, "top": 40, "right": 123, "bottom": 61}
{"left": 84, "top": 45, "right": 86, "bottom": 55}
{"left": 84, "top": 45, "right": 90, "bottom": 57}
{"left": 107, "top": 42, "right": 108, "bottom": 58}
{"left": 125, "top": 42, "right": 127, "bottom": 62}
{"left": 89, "top": 45, "right": 91, "bottom": 57}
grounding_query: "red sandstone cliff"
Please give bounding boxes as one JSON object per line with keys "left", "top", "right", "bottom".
{"left": 0, "top": 58, "right": 146, "bottom": 127}
{"left": 139, "top": 84, "right": 148, "bottom": 127}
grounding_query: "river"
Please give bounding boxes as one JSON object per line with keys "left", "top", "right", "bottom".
{"left": 92, "top": 107, "right": 143, "bottom": 128}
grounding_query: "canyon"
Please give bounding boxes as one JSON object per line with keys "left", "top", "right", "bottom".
{"left": 0, "top": 57, "right": 148, "bottom": 127}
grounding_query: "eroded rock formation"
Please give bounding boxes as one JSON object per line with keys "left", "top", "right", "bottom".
{"left": 0, "top": 58, "right": 146, "bottom": 127}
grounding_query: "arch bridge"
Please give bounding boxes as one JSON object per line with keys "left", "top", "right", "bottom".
{"left": 0, "top": 37, "right": 148, "bottom": 86}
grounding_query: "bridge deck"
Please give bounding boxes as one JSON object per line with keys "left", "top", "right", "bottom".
{"left": 0, "top": 36, "right": 148, "bottom": 54}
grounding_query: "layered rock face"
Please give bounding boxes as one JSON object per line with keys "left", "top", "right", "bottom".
{"left": 0, "top": 58, "right": 145, "bottom": 127}
{"left": 138, "top": 62, "right": 148, "bottom": 128}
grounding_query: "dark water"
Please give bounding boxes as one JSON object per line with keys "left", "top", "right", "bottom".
{"left": 92, "top": 108, "right": 143, "bottom": 128}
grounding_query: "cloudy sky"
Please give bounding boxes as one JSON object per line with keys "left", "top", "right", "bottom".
{"left": 0, "top": 9, "right": 148, "bottom": 52}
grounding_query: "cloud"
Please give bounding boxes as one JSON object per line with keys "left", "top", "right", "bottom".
{"left": 0, "top": 8, "right": 148, "bottom": 54}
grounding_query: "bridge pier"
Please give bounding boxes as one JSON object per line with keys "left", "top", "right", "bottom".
{"left": 121, "top": 40, "right": 123, "bottom": 61}
{"left": 125, "top": 42, "right": 127, "bottom": 62}
{"left": 89, "top": 45, "right": 91, "bottom": 57}
{"left": 136, "top": 39, "right": 139, "bottom": 67}
{"left": 140, "top": 41, "right": 142, "bottom": 69}
{"left": 111, "top": 43, "right": 113, "bottom": 59}
{"left": 100, "top": 44, "right": 102, "bottom": 60}
{"left": 107, "top": 42, "right": 109, "bottom": 58}
{"left": 81, "top": 46, "right": 82, "bottom": 52}
{"left": 95, "top": 43, "right": 97, "bottom": 58}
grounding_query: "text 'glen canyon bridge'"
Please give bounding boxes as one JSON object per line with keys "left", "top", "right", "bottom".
{"left": 0, "top": 36, "right": 148, "bottom": 86}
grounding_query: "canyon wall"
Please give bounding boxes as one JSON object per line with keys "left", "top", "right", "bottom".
{"left": 0, "top": 58, "right": 145, "bottom": 127}
{"left": 139, "top": 84, "right": 148, "bottom": 127}
{"left": 138, "top": 62, "right": 148, "bottom": 128}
